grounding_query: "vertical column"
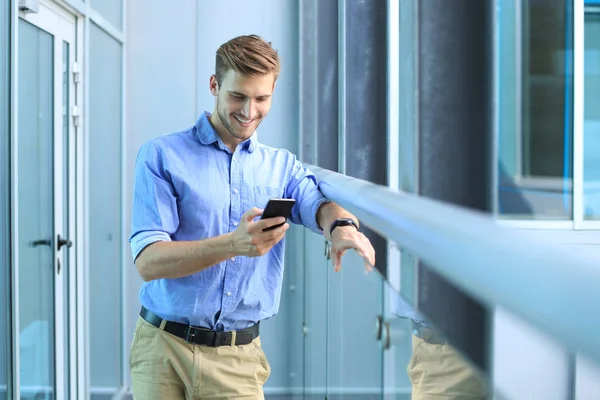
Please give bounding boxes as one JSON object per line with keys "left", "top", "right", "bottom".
{"left": 416, "top": 0, "right": 494, "bottom": 370}
{"left": 344, "top": 0, "right": 389, "bottom": 275}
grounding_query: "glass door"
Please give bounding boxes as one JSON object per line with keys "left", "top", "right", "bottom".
{"left": 17, "top": 2, "right": 77, "bottom": 399}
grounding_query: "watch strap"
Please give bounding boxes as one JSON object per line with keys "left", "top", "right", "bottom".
{"left": 329, "top": 218, "right": 359, "bottom": 237}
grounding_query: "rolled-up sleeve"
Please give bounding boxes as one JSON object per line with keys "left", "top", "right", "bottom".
{"left": 285, "top": 157, "right": 331, "bottom": 234}
{"left": 129, "top": 141, "right": 179, "bottom": 261}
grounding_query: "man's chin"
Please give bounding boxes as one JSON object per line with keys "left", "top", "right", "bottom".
{"left": 230, "top": 130, "right": 253, "bottom": 141}
{"left": 232, "top": 126, "right": 256, "bottom": 138}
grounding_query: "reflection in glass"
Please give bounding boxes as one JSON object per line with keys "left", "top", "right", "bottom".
{"left": 385, "top": 267, "right": 489, "bottom": 399}
{"left": 1, "top": 0, "right": 10, "bottom": 397}
{"left": 497, "top": 0, "right": 573, "bottom": 220}
{"left": 18, "top": 19, "right": 55, "bottom": 400}
{"left": 584, "top": 12, "right": 600, "bottom": 220}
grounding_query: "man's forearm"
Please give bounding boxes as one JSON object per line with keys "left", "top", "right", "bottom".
{"left": 134, "top": 234, "right": 236, "bottom": 282}
{"left": 317, "top": 202, "right": 359, "bottom": 240}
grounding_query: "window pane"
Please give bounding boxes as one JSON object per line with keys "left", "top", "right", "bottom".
{"left": 584, "top": 11, "right": 600, "bottom": 220}
{"left": 89, "top": 22, "right": 123, "bottom": 392}
{"left": 0, "top": 0, "right": 10, "bottom": 398}
{"left": 62, "top": 40, "right": 71, "bottom": 400}
{"left": 90, "top": 0, "right": 122, "bottom": 30}
{"left": 497, "top": 0, "right": 573, "bottom": 220}
{"left": 18, "top": 19, "right": 56, "bottom": 400}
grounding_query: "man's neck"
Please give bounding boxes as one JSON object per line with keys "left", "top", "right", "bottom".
{"left": 209, "top": 112, "right": 242, "bottom": 153}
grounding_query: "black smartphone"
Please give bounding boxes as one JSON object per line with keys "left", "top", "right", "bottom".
{"left": 260, "top": 198, "right": 296, "bottom": 231}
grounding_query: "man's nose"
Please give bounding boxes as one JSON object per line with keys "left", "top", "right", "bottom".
{"left": 241, "top": 100, "right": 256, "bottom": 119}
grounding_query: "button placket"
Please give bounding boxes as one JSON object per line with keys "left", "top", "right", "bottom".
{"left": 223, "top": 155, "right": 243, "bottom": 314}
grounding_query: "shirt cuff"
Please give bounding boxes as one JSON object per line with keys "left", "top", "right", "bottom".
{"left": 130, "top": 230, "right": 172, "bottom": 261}
{"left": 304, "top": 197, "right": 332, "bottom": 235}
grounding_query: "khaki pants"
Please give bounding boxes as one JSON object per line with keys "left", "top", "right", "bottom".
{"left": 129, "top": 317, "right": 271, "bottom": 400}
{"left": 407, "top": 335, "right": 488, "bottom": 399}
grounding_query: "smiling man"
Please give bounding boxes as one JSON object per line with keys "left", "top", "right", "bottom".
{"left": 128, "top": 35, "right": 376, "bottom": 399}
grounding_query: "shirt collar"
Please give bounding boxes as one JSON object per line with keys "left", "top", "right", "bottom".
{"left": 195, "top": 111, "right": 258, "bottom": 153}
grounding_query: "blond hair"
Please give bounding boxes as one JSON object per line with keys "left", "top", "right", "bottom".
{"left": 215, "top": 35, "right": 280, "bottom": 85}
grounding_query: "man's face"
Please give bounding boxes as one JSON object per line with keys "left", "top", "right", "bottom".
{"left": 211, "top": 69, "right": 275, "bottom": 142}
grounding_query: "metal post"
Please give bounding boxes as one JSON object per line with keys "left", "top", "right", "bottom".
{"left": 416, "top": 0, "right": 494, "bottom": 372}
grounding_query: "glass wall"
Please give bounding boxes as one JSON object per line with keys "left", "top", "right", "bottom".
{"left": 298, "top": 0, "right": 598, "bottom": 398}
{"left": 497, "top": 0, "right": 574, "bottom": 220}
{"left": 298, "top": 0, "right": 388, "bottom": 397}
{"left": 584, "top": 8, "right": 600, "bottom": 219}
{"left": 89, "top": 22, "right": 123, "bottom": 397}
{"left": 0, "top": 0, "right": 10, "bottom": 398}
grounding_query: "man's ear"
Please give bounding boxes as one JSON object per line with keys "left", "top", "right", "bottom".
{"left": 209, "top": 75, "right": 218, "bottom": 96}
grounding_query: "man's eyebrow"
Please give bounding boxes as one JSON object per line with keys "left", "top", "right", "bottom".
{"left": 228, "top": 91, "right": 271, "bottom": 99}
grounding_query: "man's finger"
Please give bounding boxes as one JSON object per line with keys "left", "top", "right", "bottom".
{"left": 250, "top": 217, "right": 287, "bottom": 233}
{"left": 332, "top": 250, "right": 341, "bottom": 272}
{"left": 356, "top": 250, "right": 374, "bottom": 272}
{"left": 340, "top": 236, "right": 375, "bottom": 267}
{"left": 260, "top": 223, "right": 289, "bottom": 245}
{"left": 357, "top": 245, "right": 375, "bottom": 267}
{"left": 242, "top": 207, "right": 264, "bottom": 223}
{"left": 274, "top": 224, "right": 289, "bottom": 242}
{"left": 333, "top": 248, "right": 348, "bottom": 272}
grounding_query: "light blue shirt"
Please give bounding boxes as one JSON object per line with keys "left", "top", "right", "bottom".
{"left": 129, "top": 112, "right": 330, "bottom": 331}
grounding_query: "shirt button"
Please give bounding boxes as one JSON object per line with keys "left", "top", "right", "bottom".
{"left": 233, "top": 221, "right": 238, "bottom": 227}
{"left": 231, "top": 257, "right": 236, "bottom": 262}
{"left": 233, "top": 188, "right": 239, "bottom": 194}
{"left": 227, "top": 291, "right": 232, "bottom": 297}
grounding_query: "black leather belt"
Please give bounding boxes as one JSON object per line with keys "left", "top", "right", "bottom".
{"left": 140, "top": 306, "right": 259, "bottom": 347}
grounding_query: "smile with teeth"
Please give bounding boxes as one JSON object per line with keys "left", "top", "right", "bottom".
{"left": 234, "top": 115, "right": 254, "bottom": 127}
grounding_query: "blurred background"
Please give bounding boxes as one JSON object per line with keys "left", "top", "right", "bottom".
{"left": 2, "top": 0, "right": 600, "bottom": 399}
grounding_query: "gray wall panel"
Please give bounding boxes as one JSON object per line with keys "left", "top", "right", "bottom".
{"left": 89, "top": 22, "right": 123, "bottom": 388}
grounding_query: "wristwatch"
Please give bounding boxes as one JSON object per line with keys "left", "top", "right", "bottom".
{"left": 329, "top": 218, "right": 359, "bottom": 237}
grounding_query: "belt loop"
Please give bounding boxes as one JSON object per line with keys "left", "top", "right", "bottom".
{"left": 159, "top": 320, "right": 167, "bottom": 330}
{"left": 230, "top": 330, "right": 237, "bottom": 347}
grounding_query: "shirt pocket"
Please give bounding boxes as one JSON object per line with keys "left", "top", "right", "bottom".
{"left": 254, "top": 186, "right": 284, "bottom": 210}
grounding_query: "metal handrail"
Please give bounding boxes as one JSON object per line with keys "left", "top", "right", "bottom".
{"left": 308, "top": 164, "right": 600, "bottom": 363}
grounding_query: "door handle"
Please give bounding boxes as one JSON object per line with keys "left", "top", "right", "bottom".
{"left": 31, "top": 239, "right": 51, "bottom": 247}
{"left": 57, "top": 234, "right": 73, "bottom": 251}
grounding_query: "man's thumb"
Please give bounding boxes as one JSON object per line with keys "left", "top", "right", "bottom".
{"left": 242, "top": 207, "right": 264, "bottom": 222}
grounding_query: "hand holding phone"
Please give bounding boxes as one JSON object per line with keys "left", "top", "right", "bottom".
{"left": 260, "top": 198, "right": 296, "bottom": 231}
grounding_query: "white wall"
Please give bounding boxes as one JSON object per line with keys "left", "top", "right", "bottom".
{"left": 124, "top": 0, "right": 300, "bottom": 391}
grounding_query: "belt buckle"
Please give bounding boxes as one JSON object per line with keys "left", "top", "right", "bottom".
{"left": 186, "top": 326, "right": 199, "bottom": 343}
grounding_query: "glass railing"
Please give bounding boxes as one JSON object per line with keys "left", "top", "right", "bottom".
{"left": 289, "top": 165, "right": 600, "bottom": 399}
